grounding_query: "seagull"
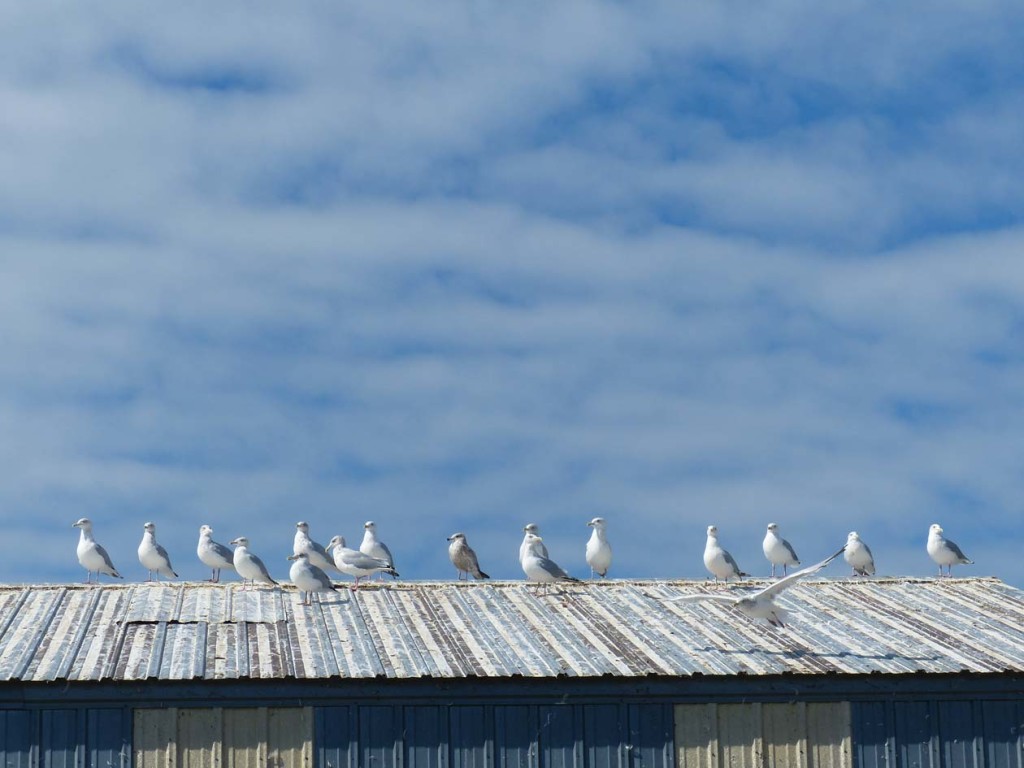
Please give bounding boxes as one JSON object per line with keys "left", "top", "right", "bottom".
{"left": 294, "top": 521, "right": 342, "bottom": 575}
{"left": 447, "top": 532, "right": 490, "bottom": 580}
{"left": 666, "top": 547, "right": 846, "bottom": 627}
{"left": 844, "top": 531, "right": 875, "bottom": 577}
{"left": 197, "top": 525, "right": 235, "bottom": 583}
{"left": 327, "top": 535, "right": 399, "bottom": 590}
{"left": 360, "top": 521, "right": 395, "bottom": 579}
{"left": 519, "top": 523, "right": 548, "bottom": 563}
{"left": 585, "top": 517, "right": 612, "bottom": 578}
{"left": 703, "top": 525, "right": 749, "bottom": 582}
{"left": 287, "top": 552, "right": 340, "bottom": 605}
{"left": 521, "top": 532, "right": 580, "bottom": 593}
{"left": 138, "top": 522, "right": 178, "bottom": 582}
{"left": 72, "top": 518, "right": 122, "bottom": 583}
{"left": 763, "top": 522, "right": 800, "bottom": 577}
{"left": 229, "top": 537, "right": 278, "bottom": 590}
{"left": 927, "top": 523, "right": 973, "bottom": 577}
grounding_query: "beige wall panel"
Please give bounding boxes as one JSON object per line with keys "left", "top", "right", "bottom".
{"left": 762, "top": 704, "right": 807, "bottom": 768}
{"left": 135, "top": 708, "right": 179, "bottom": 768}
{"left": 806, "top": 703, "right": 851, "bottom": 768}
{"left": 268, "top": 707, "right": 314, "bottom": 768}
{"left": 675, "top": 704, "right": 719, "bottom": 768}
{"left": 223, "top": 709, "right": 268, "bottom": 768}
{"left": 717, "top": 703, "right": 763, "bottom": 768}
{"left": 178, "top": 708, "right": 223, "bottom": 768}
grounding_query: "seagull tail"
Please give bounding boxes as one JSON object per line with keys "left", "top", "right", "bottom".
{"left": 385, "top": 567, "right": 400, "bottom": 579}
{"left": 475, "top": 570, "right": 491, "bottom": 579}
{"left": 738, "top": 571, "right": 750, "bottom": 577}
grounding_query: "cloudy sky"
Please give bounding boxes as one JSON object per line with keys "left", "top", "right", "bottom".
{"left": 2, "top": 2, "right": 1022, "bottom": 588}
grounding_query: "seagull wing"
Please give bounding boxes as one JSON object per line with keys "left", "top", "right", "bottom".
{"left": 96, "top": 544, "right": 121, "bottom": 577}
{"left": 752, "top": 546, "right": 845, "bottom": 601}
{"left": 665, "top": 594, "right": 738, "bottom": 605}
{"left": 945, "top": 539, "right": 972, "bottom": 562}
{"left": 782, "top": 539, "right": 800, "bottom": 562}
{"left": 723, "top": 549, "right": 746, "bottom": 575}
{"left": 211, "top": 541, "right": 234, "bottom": 564}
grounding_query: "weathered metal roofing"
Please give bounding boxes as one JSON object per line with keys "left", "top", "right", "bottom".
{"left": 0, "top": 577, "right": 1021, "bottom": 682}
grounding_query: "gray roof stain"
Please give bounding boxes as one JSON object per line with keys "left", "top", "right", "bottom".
{"left": 0, "top": 577, "right": 1021, "bottom": 682}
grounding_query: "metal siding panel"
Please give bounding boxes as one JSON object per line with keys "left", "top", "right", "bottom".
{"left": 763, "top": 703, "right": 807, "bottom": 768}
{"left": 893, "top": 702, "right": 938, "bottom": 768}
{"left": 178, "top": 708, "right": 223, "bottom": 768}
{"left": 627, "top": 705, "right": 673, "bottom": 768}
{"left": 583, "top": 705, "right": 626, "bottom": 768}
{"left": 0, "top": 710, "right": 35, "bottom": 768}
{"left": 852, "top": 702, "right": 894, "bottom": 768}
{"left": 936, "top": 702, "right": 978, "bottom": 768}
{"left": 87, "top": 709, "right": 130, "bottom": 768}
{"left": 316, "top": 707, "right": 356, "bottom": 768}
{"left": 717, "top": 703, "right": 763, "bottom": 768}
{"left": 405, "top": 706, "right": 447, "bottom": 768}
{"left": 451, "top": 707, "right": 488, "bottom": 768}
{"left": 674, "top": 704, "right": 718, "bottom": 768}
{"left": 538, "top": 706, "right": 581, "bottom": 768}
{"left": 40, "top": 710, "right": 82, "bottom": 768}
{"left": 981, "top": 701, "right": 1023, "bottom": 768}
{"left": 360, "top": 707, "right": 401, "bottom": 768}
{"left": 806, "top": 703, "right": 851, "bottom": 768}
{"left": 134, "top": 709, "right": 177, "bottom": 768}
{"left": 494, "top": 707, "right": 538, "bottom": 768}
{"left": 268, "top": 707, "right": 313, "bottom": 768}
{"left": 223, "top": 708, "right": 267, "bottom": 768}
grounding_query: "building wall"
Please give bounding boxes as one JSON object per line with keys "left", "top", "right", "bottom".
{"left": 1, "top": 693, "right": 1022, "bottom": 768}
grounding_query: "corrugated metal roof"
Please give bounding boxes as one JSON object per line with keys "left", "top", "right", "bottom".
{"left": 0, "top": 577, "right": 1021, "bottom": 682}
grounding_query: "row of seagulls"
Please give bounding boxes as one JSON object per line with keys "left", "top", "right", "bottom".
{"left": 74, "top": 517, "right": 975, "bottom": 585}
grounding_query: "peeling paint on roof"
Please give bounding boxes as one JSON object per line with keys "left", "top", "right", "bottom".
{"left": 0, "top": 577, "right": 1020, "bottom": 682}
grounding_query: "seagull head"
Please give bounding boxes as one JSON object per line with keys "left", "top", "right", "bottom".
{"left": 707, "top": 525, "right": 718, "bottom": 536}
{"left": 200, "top": 524, "right": 213, "bottom": 536}
{"left": 143, "top": 522, "right": 156, "bottom": 533}
{"left": 364, "top": 521, "right": 376, "bottom": 531}
{"left": 72, "top": 518, "right": 92, "bottom": 529}
{"left": 327, "top": 535, "right": 345, "bottom": 549}
{"left": 229, "top": 536, "right": 249, "bottom": 547}
{"left": 767, "top": 522, "right": 779, "bottom": 533}
{"left": 523, "top": 523, "right": 540, "bottom": 534}
{"left": 847, "top": 531, "right": 860, "bottom": 542}
{"left": 587, "top": 517, "right": 606, "bottom": 529}
{"left": 287, "top": 553, "right": 308, "bottom": 562}
{"left": 447, "top": 532, "right": 466, "bottom": 542}
{"left": 929, "top": 523, "right": 943, "bottom": 536}
{"left": 296, "top": 521, "right": 309, "bottom": 532}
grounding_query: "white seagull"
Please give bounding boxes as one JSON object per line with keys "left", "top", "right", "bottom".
{"left": 72, "top": 518, "right": 122, "bottom": 583}
{"left": 229, "top": 537, "right": 278, "bottom": 590}
{"left": 927, "top": 523, "right": 973, "bottom": 577}
{"left": 197, "top": 525, "right": 235, "bottom": 583}
{"left": 519, "top": 523, "right": 548, "bottom": 563}
{"left": 327, "top": 535, "right": 399, "bottom": 590}
{"left": 360, "top": 521, "right": 395, "bottom": 579}
{"left": 585, "top": 517, "right": 612, "bottom": 578}
{"left": 667, "top": 547, "right": 846, "bottom": 627}
{"left": 844, "top": 531, "right": 875, "bottom": 577}
{"left": 287, "top": 552, "right": 340, "bottom": 605}
{"left": 294, "top": 521, "right": 342, "bottom": 575}
{"left": 138, "top": 522, "right": 178, "bottom": 581}
{"left": 521, "top": 532, "right": 580, "bottom": 593}
{"left": 763, "top": 522, "right": 800, "bottom": 577}
{"left": 447, "top": 533, "right": 490, "bottom": 580}
{"left": 703, "top": 525, "right": 749, "bottom": 582}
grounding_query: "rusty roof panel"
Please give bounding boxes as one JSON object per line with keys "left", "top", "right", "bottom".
{"left": 0, "top": 577, "right": 1022, "bottom": 682}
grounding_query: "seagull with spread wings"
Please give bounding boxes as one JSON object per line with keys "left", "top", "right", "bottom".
{"left": 666, "top": 547, "right": 845, "bottom": 627}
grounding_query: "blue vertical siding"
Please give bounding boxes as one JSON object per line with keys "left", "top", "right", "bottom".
{"left": 854, "top": 700, "right": 1023, "bottom": 768}
{"left": 407, "top": 706, "right": 447, "bottom": 768}
{"left": 361, "top": 706, "right": 402, "bottom": 768}
{"left": 538, "top": 706, "right": 582, "bottom": 768}
{"left": 493, "top": 706, "right": 537, "bottom": 768}
{"left": 317, "top": 706, "right": 356, "bottom": 768}
{"left": 86, "top": 709, "right": 130, "bottom": 768}
{"left": 450, "top": 706, "right": 488, "bottom": 768}
{"left": 0, "top": 710, "right": 35, "bottom": 768}
{"left": 582, "top": 705, "right": 625, "bottom": 768}
{"left": 40, "top": 710, "right": 82, "bottom": 768}
{"left": 626, "top": 704, "right": 673, "bottom": 768}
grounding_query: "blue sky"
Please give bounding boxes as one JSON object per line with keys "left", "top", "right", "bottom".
{"left": 1, "top": 2, "right": 1022, "bottom": 587}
